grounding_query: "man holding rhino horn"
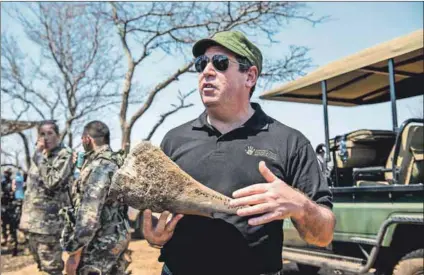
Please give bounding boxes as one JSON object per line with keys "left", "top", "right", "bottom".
{"left": 143, "top": 30, "right": 336, "bottom": 275}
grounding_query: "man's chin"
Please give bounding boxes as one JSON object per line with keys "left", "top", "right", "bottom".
{"left": 202, "top": 98, "right": 220, "bottom": 108}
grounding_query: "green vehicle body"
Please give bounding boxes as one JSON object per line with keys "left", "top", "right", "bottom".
{"left": 261, "top": 29, "right": 423, "bottom": 274}
{"left": 284, "top": 187, "right": 423, "bottom": 247}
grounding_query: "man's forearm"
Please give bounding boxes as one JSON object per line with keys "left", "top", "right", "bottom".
{"left": 292, "top": 199, "right": 335, "bottom": 247}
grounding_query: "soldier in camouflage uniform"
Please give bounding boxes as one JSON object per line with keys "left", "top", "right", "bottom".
{"left": 19, "top": 120, "right": 74, "bottom": 275}
{"left": 63, "top": 121, "right": 130, "bottom": 275}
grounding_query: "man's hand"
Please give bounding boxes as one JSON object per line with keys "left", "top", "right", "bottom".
{"left": 65, "top": 247, "right": 83, "bottom": 275}
{"left": 230, "top": 161, "right": 308, "bottom": 226}
{"left": 11, "top": 180, "right": 17, "bottom": 192}
{"left": 72, "top": 152, "right": 77, "bottom": 165}
{"left": 142, "top": 209, "right": 183, "bottom": 247}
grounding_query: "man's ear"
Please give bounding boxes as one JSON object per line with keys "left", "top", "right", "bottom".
{"left": 246, "top": 66, "right": 259, "bottom": 89}
{"left": 82, "top": 135, "right": 91, "bottom": 144}
{"left": 87, "top": 135, "right": 94, "bottom": 145}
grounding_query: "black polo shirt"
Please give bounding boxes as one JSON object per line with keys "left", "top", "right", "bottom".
{"left": 159, "top": 103, "right": 332, "bottom": 275}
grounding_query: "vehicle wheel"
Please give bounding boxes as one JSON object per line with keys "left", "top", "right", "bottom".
{"left": 297, "top": 263, "right": 320, "bottom": 274}
{"left": 393, "top": 249, "right": 423, "bottom": 275}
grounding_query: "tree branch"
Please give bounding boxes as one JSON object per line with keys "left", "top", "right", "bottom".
{"left": 128, "top": 61, "right": 193, "bottom": 129}
{"left": 0, "top": 163, "right": 23, "bottom": 170}
{"left": 18, "top": 132, "right": 32, "bottom": 171}
{"left": 145, "top": 89, "right": 195, "bottom": 140}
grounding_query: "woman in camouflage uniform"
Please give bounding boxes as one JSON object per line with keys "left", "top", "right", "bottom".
{"left": 19, "top": 121, "right": 74, "bottom": 275}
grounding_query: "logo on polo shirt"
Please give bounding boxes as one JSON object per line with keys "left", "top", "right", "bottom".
{"left": 245, "top": 146, "right": 277, "bottom": 161}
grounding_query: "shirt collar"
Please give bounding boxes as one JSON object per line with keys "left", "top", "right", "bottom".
{"left": 191, "top": 103, "right": 270, "bottom": 131}
{"left": 46, "top": 143, "right": 64, "bottom": 157}
{"left": 85, "top": 144, "right": 111, "bottom": 162}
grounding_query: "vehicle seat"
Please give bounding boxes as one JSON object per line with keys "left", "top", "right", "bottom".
{"left": 330, "top": 130, "right": 396, "bottom": 169}
{"left": 356, "top": 124, "right": 423, "bottom": 186}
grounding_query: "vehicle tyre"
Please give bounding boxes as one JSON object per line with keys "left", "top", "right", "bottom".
{"left": 297, "top": 263, "right": 320, "bottom": 274}
{"left": 393, "top": 249, "right": 423, "bottom": 275}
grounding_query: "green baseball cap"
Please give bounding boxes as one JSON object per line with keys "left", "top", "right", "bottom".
{"left": 192, "top": 30, "right": 263, "bottom": 75}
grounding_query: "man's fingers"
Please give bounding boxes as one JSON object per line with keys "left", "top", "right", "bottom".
{"left": 156, "top": 211, "right": 171, "bottom": 232}
{"left": 236, "top": 203, "right": 276, "bottom": 217}
{"left": 232, "top": 184, "right": 268, "bottom": 198}
{"left": 248, "top": 211, "right": 286, "bottom": 226}
{"left": 65, "top": 258, "right": 77, "bottom": 275}
{"left": 142, "top": 209, "right": 153, "bottom": 237}
{"left": 230, "top": 193, "right": 268, "bottom": 207}
{"left": 259, "top": 161, "right": 277, "bottom": 183}
{"left": 166, "top": 214, "right": 184, "bottom": 232}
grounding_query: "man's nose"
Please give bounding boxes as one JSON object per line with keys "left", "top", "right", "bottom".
{"left": 202, "top": 61, "right": 216, "bottom": 77}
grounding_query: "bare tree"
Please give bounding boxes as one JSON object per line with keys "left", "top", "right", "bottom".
{"left": 104, "top": 2, "right": 322, "bottom": 150}
{"left": 0, "top": 118, "right": 40, "bottom": 170}
{"left": 1, "top": 139, "right": 25, "bottom": 171}
{"left": 145, "top": 89, "right": 196, "bottom": 141}
{"left": 1, "top": 2, "right": 122, "bottom": 148}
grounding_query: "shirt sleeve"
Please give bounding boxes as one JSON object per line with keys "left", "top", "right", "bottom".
{"left": 160, "top": 133, "right": 172, "bottom": 157}
{"left": 65, "top": 159, "right": 117, "bottom": 252}
{"left": 287, "top": 143, "right": 333, "bottom": 209}
{"left": 34, "top": 149, "right": 74, "bottom": 191}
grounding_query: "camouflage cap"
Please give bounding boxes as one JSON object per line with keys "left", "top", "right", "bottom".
{"left": 192, "top": 30, "right": 263, "bottom": 75}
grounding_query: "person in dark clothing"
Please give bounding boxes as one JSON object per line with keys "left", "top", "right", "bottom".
{"left": 142, "top": 30, "right": 336, "bottom": 275}
{"left": 1, "top": 168, "right": 19, "bottom": 256}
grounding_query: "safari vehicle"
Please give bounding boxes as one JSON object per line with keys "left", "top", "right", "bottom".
{"left": 260, "top": 29, "right": 423, "bottom": 275}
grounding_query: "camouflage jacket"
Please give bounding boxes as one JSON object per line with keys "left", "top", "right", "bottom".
{"left": 19, "top": 144, "right": 74, "bottom": 235}
{"left": 63, "top": 145, "right": 129, "bottom": 253}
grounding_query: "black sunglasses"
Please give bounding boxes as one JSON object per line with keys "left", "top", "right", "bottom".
{"left": 194, "top": 54, "right": 249, "bottom": 73}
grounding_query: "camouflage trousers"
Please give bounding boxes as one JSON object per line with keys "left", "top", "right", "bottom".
{"left": 27, "top": 233, "right": 64, "bottom": 275}
{"left": 77, "top": 235, "right": 131, "bottom": 275}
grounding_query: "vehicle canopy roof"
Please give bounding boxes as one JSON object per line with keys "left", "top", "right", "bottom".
{"left": 260, "top": 29, "right": 423, "bottom": 106}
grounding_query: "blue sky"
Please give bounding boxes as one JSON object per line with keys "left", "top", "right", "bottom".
{"left": 130, "top": 1, "right": 424, "bottom": 148}
{"left": 1, "top": 2, "right": 423, "bottom": 157}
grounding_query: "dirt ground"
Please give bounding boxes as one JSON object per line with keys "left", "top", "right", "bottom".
{"left": 1, "top": 236, "right": 373, "bottom": 275}
{"left": 1, "top": 239, "right": 163, "bottom": 275}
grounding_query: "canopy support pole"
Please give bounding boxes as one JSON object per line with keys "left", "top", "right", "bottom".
{"left": 388, "top": 58, "right": 398, "bottom": 132}
{"left": 321, "top": 80, "right": 331, "bottom": 183}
